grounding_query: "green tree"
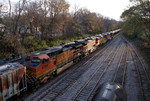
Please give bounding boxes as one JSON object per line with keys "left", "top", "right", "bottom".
{"left": 121, "top": 1, "right": 150, "bottom": 43}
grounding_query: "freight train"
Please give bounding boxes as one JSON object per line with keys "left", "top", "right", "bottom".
{"left": 0, "top": 29, "right": 120, "bottom": 101}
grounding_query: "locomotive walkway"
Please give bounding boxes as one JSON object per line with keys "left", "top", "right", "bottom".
{"left": 24, "top": 35, "right": 150, "bottom": 101}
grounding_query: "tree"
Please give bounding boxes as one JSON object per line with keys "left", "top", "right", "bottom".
{"left": 13, "top": 0, "right": 27, "bottom": 34}
{"left": 121, "top": 1, "right": 150, "bottom": 42}
{"left": 0, "top": 0, "right": 120, "bottom": 59}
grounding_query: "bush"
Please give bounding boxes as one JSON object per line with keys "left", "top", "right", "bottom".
{"left": 23, "top": 37, "right": 48, "bottom": 52}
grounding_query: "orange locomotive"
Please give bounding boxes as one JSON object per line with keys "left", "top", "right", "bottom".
{"left": 24, "top": 43, "right": 83, "bottom": 87}
{"left": 24, "top": 54, "right": 56, "bottom": 80}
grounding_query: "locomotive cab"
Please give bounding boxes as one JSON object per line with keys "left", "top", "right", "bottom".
{"left": 24, "top": 54, "right": 56, "bottom": 80}
{"left": 110, "top": 32, "right": 113, "bottom": 39}
{"left": 96, "top": 35, "right": 103, "bottom": 45}
{"left": 75, "top": 39, "right": 89, "bottom": 56}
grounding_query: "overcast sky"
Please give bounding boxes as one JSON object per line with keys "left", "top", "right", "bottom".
{"left": 1, "top": 0, "right": 131, "bottom": 21}
{"left": 66, "top": 0, "right": 131, "bottom": 21}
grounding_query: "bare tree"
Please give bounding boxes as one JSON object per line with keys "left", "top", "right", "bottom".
{"left": 14, "top": 0, "right": 26, "bottom": 34}
{"left": 0, "top": 3, "right": 3, "bottom": 16}
{"left": 8, "top": 0, "right": 11, "bottom": 17}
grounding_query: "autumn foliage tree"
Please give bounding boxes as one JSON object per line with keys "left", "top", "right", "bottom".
{"left": 0, "top": 0, "right": 119, "bottom": 59}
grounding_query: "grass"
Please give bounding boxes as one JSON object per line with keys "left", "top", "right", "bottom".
{"left": 123, "top": 33, "right": 150, "bottom": 57}
{"left": 142, "top": 50, "right": 150, "bottom": 56}
{"left": 133, "top": 39, "right": 140, "bottom": 44}
{"left": 124, "top": 34, "right": 134, "bottom": 40}
{"left": 48, "top": 33, "right": 90, "bottom": 47}
{"left": 0, "top": 33, "right": 92, "bottom": 60}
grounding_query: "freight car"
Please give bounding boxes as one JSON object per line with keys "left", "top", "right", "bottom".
{"left": 0, "top": 63, "right": 27, "bottom": 101}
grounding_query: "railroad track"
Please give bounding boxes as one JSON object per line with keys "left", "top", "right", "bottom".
{"left": 25, "top": 35, "right": 120, "bottom": 101}
{"left": 112, "top": 42, "right": 128, "bottom": 86}
{"left": 130, "top": 46, "right": 150, "bottom": 101}
{"left": 35, "top": 39, "right": 121, "bottom": 101}
{"left": 72, "top": 39, "right": 122, "bottom": 101}
{"left": 86, "top": 39, "right": 126, "bottom": 101}
{"left": 121, "top": 35, "right": 150, "bottom": 101}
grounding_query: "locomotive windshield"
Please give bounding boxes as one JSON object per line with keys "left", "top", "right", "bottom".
{"left": 24, "top": 57, "right": 41, "bottom": 68}
{"left": 25, "top": 56, "right": 30, "bottom": 61}
{"left": 25, "top": 58, "right": 30, "bottom": 61}
{"left": 32, "top": 59, "right": 41, "bottom": 63}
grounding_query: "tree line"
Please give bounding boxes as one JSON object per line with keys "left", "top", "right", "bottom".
{"left": 121, "top": 0, "right": 150, "bottom": 49}
{"left": 0, "top": 0, "right": 119, "bottom": 59}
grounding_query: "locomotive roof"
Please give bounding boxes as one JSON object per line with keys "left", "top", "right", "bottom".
{"left": 107, "top": 32, "right": 111, "bottom": 35}
{"left": 43, "top": 45, "right": 62, "bottom": 51}
{"left": 91, "top": 36, "right": 98, "bottom": 39}
{"left": 62, "top": 47, "right": 72, "bottom": 51}
{"left": 26, "top": 46, "right": 63, "bottom": 58}
{"left": 98, "top": 34, "right": 103, "bottom": 37}
{"left": 41, "top": 45, "right": 63, "bottom": 54}
{"left": 75, "top": 39, "right": 89, "bottom": 45}
{"left": 102, "top": 33, "right": 107, "bottom": 36}
{"left": 33, "top": 54, "right": 49, "bottom": 59}
{"left": 85, "top": 37, "right": 93, "bottom": 40}
{"left": 0, "top": 63, "right": 24, "bottom": 75}
{"left": 96, "top": 34, "right": 103, "bottom": 38}
{"left": 63, "top": 42, "right": 82, "bottom": 51}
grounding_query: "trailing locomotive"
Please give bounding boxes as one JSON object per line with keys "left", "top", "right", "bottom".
{"left": 0, "top": 29, "right": 120, "bottom": 101}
